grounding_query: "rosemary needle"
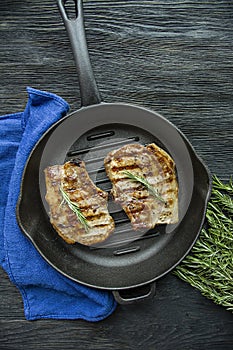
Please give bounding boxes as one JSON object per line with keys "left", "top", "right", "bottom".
{"left": 122, "top": 170, "right": 165, "bottom": 203}
{"left": 60, "top": 186, "right": 90, "bottom": 232}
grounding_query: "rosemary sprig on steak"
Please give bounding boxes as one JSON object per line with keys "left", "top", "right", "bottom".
{"left": 123, "top": 170, "right": 165, "bottom": 203}
{"left": 60, "top": 186, "right": 90, "bottom": 232}
{"left": 104, "top": 143, "right": 178, "bottom": 230}
{"left": 45, "top": 161, "right": 115, "bottom": 245}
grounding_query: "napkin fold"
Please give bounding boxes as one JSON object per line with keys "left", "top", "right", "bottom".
{"left": 0, "top": 87, "right": 117, "bottom": 321}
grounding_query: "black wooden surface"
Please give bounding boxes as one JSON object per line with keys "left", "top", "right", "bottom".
{"left": 0, "top": 1, "right": 232, "bottom": 349}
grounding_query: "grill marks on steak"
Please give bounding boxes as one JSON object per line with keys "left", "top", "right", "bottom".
{"left": 104, "top": 143, "right": 179, "bottom": 230}
{"left": 44, "top": 142, "right": 178, "bottom": 245}
{"left": 44, "top": 161, "right": 115, "bottom": 246}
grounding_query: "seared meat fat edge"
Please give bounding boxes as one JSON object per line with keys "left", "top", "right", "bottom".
{"left": 104, "top": 143, "right": 179, "bottom": 230}
{"left": 44, "top": 160, "right": 115, "bottom": 246}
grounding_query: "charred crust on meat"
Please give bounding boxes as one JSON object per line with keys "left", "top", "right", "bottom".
{"left": 104, "top": 143, "right": 179, "bottom": 230}
{"left": 68, "top": 158, "right": 82, "bottom": 167}
{"left": 44, "top": 161, "right": 115, "bottom": 246}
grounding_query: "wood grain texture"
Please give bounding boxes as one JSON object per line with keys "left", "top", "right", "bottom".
{"left": 0, "top": 1, "right": 232, "bottom": 349}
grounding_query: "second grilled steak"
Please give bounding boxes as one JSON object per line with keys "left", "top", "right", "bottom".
{"left": 104, "top": 143, "right": 179, "bottom": 230}
{"left": 44, "top": 160, "right": 115, "bottom": 246}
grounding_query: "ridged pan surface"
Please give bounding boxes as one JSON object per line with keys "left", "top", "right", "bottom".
{"left": 17, "top": 103, "right": 211, "bottom": 290}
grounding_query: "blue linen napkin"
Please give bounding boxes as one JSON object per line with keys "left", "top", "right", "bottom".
{"left": 0, "top": 87, "right": 117, "bottom": 321}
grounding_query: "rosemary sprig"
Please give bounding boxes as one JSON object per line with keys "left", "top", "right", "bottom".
{"left": 122, "top": 170, "right": 165, "bottom": 203}
{"left": 211, "top": 175, "right": 233, "bottom": 195}
{"left": 174, "top": 175, "right": 233, "bottom": 312}
{"left": 60, "top": 186, "right": 90, "bottom": 232}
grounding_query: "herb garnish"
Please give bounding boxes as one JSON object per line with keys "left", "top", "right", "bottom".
{"left": 174, "top": 175, "right": 233, "bottom": 312}
{"left": 60, "top": 186, "right": 90, "bottom": 232}
{"left": 123, "top": 170, "right": 165, "bottom": 203}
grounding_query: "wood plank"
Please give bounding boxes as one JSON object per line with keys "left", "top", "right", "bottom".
{"left": 0, "top": 1, "right": 232, "bottom": 349}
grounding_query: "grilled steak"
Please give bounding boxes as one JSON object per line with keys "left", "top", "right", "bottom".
{"left": 44, "top": 160, "right": 115, "bottom": 246}
{"left": 104, "top": 143, "right": 179, "bottom": 230}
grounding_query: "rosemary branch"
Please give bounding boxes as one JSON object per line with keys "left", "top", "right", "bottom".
{"left": 60, "top": 186, "right": 90, "bottom": 232}
{"left": 174, "top": 175, "right": 233, "bottom": 312}
{"left": 122, "top": 170, "right": 165, "bottom": 203}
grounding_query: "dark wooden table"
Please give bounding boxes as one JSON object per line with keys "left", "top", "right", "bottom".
{"left": 0, "top": 1, "right": 232, "bottom": 349}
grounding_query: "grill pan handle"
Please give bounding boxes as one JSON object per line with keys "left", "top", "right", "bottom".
{"left": 57, "top": 0, "right": 101, "bottom": 106}
{"left": 112, "top": 282, "right": 156, "bottom": 305}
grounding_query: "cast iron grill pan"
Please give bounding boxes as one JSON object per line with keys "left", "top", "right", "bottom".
{"left": 17, "top": 102, "right": 209, "bottom": 291}
{"left": 16, "top": 0, "right": 211, "bottom": 301}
